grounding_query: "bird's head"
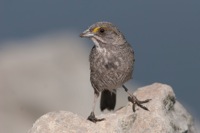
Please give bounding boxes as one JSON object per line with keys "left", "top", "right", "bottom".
{"left": 80, "top": 22, "right": 126, "bottom": 45}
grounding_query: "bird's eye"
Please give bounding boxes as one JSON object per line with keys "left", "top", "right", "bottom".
{"left": 99, "top": 27, "right": 105, "bottom": 33}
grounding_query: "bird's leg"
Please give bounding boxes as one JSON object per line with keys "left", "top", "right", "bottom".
{"left": 122, "top": 85, "right": 151, "bottom": 112}
{"left": 87, "top": 91, "right": 105, "bottom": 123}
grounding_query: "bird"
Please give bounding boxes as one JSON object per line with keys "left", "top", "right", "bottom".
{"left": 80, "top": 22, "right": 151, "bottom": 122}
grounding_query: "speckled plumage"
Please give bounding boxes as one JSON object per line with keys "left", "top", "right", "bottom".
{"left": 89, "top": 41, "right": 134, "bottom": 93}
{"left": 80, "top": 22, "right": 149, "bottom": 122}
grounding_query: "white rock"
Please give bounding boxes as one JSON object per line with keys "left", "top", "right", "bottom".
{"left": 28, "top": 83, "right": 196, "bottom": 133}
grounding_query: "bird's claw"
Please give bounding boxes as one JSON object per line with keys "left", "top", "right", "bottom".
{"left": 87, "top": 112, "right": 105, "bottom": 123}
{"left": 128, "top": 95, "right": 151, "bottom": 112}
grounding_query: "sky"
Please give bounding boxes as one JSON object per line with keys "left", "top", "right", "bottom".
{"left": 1, "top": 0, "right": 200, "bottom": 119}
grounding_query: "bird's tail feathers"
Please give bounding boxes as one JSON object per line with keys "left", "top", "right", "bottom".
{"left": 100, "top": 89, "right": 116, "bottom": 111}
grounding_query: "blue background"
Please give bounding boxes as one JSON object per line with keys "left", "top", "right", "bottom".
{"left": 1, "top": 0, "right": 199, "bottom": 118}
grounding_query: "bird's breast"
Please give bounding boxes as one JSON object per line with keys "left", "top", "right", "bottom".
{"left": 89, "top": 46, "right": 134, "bottom": 90}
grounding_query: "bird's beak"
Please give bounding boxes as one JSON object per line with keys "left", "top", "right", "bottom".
{"left": 80, "top": 29, "right": 94, "bottom": 38}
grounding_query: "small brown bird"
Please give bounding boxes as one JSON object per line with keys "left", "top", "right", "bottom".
{"left": 80, "top": 22, "right": 150, "bottom": 122}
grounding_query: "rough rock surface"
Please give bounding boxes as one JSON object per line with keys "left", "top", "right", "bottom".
{"left": 28, "top": 83, "right": 195, "bottom": 133}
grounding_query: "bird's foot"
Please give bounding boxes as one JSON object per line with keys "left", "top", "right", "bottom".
{"left": 87, "top": 112, "right": 105, "bottom": 123}
{"left": 128, "top": 95, "right": 151, "bottom": 112}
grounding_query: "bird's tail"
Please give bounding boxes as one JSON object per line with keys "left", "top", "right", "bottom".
{"left": 100, "top": 89, "right": 116, "bottom": 111}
